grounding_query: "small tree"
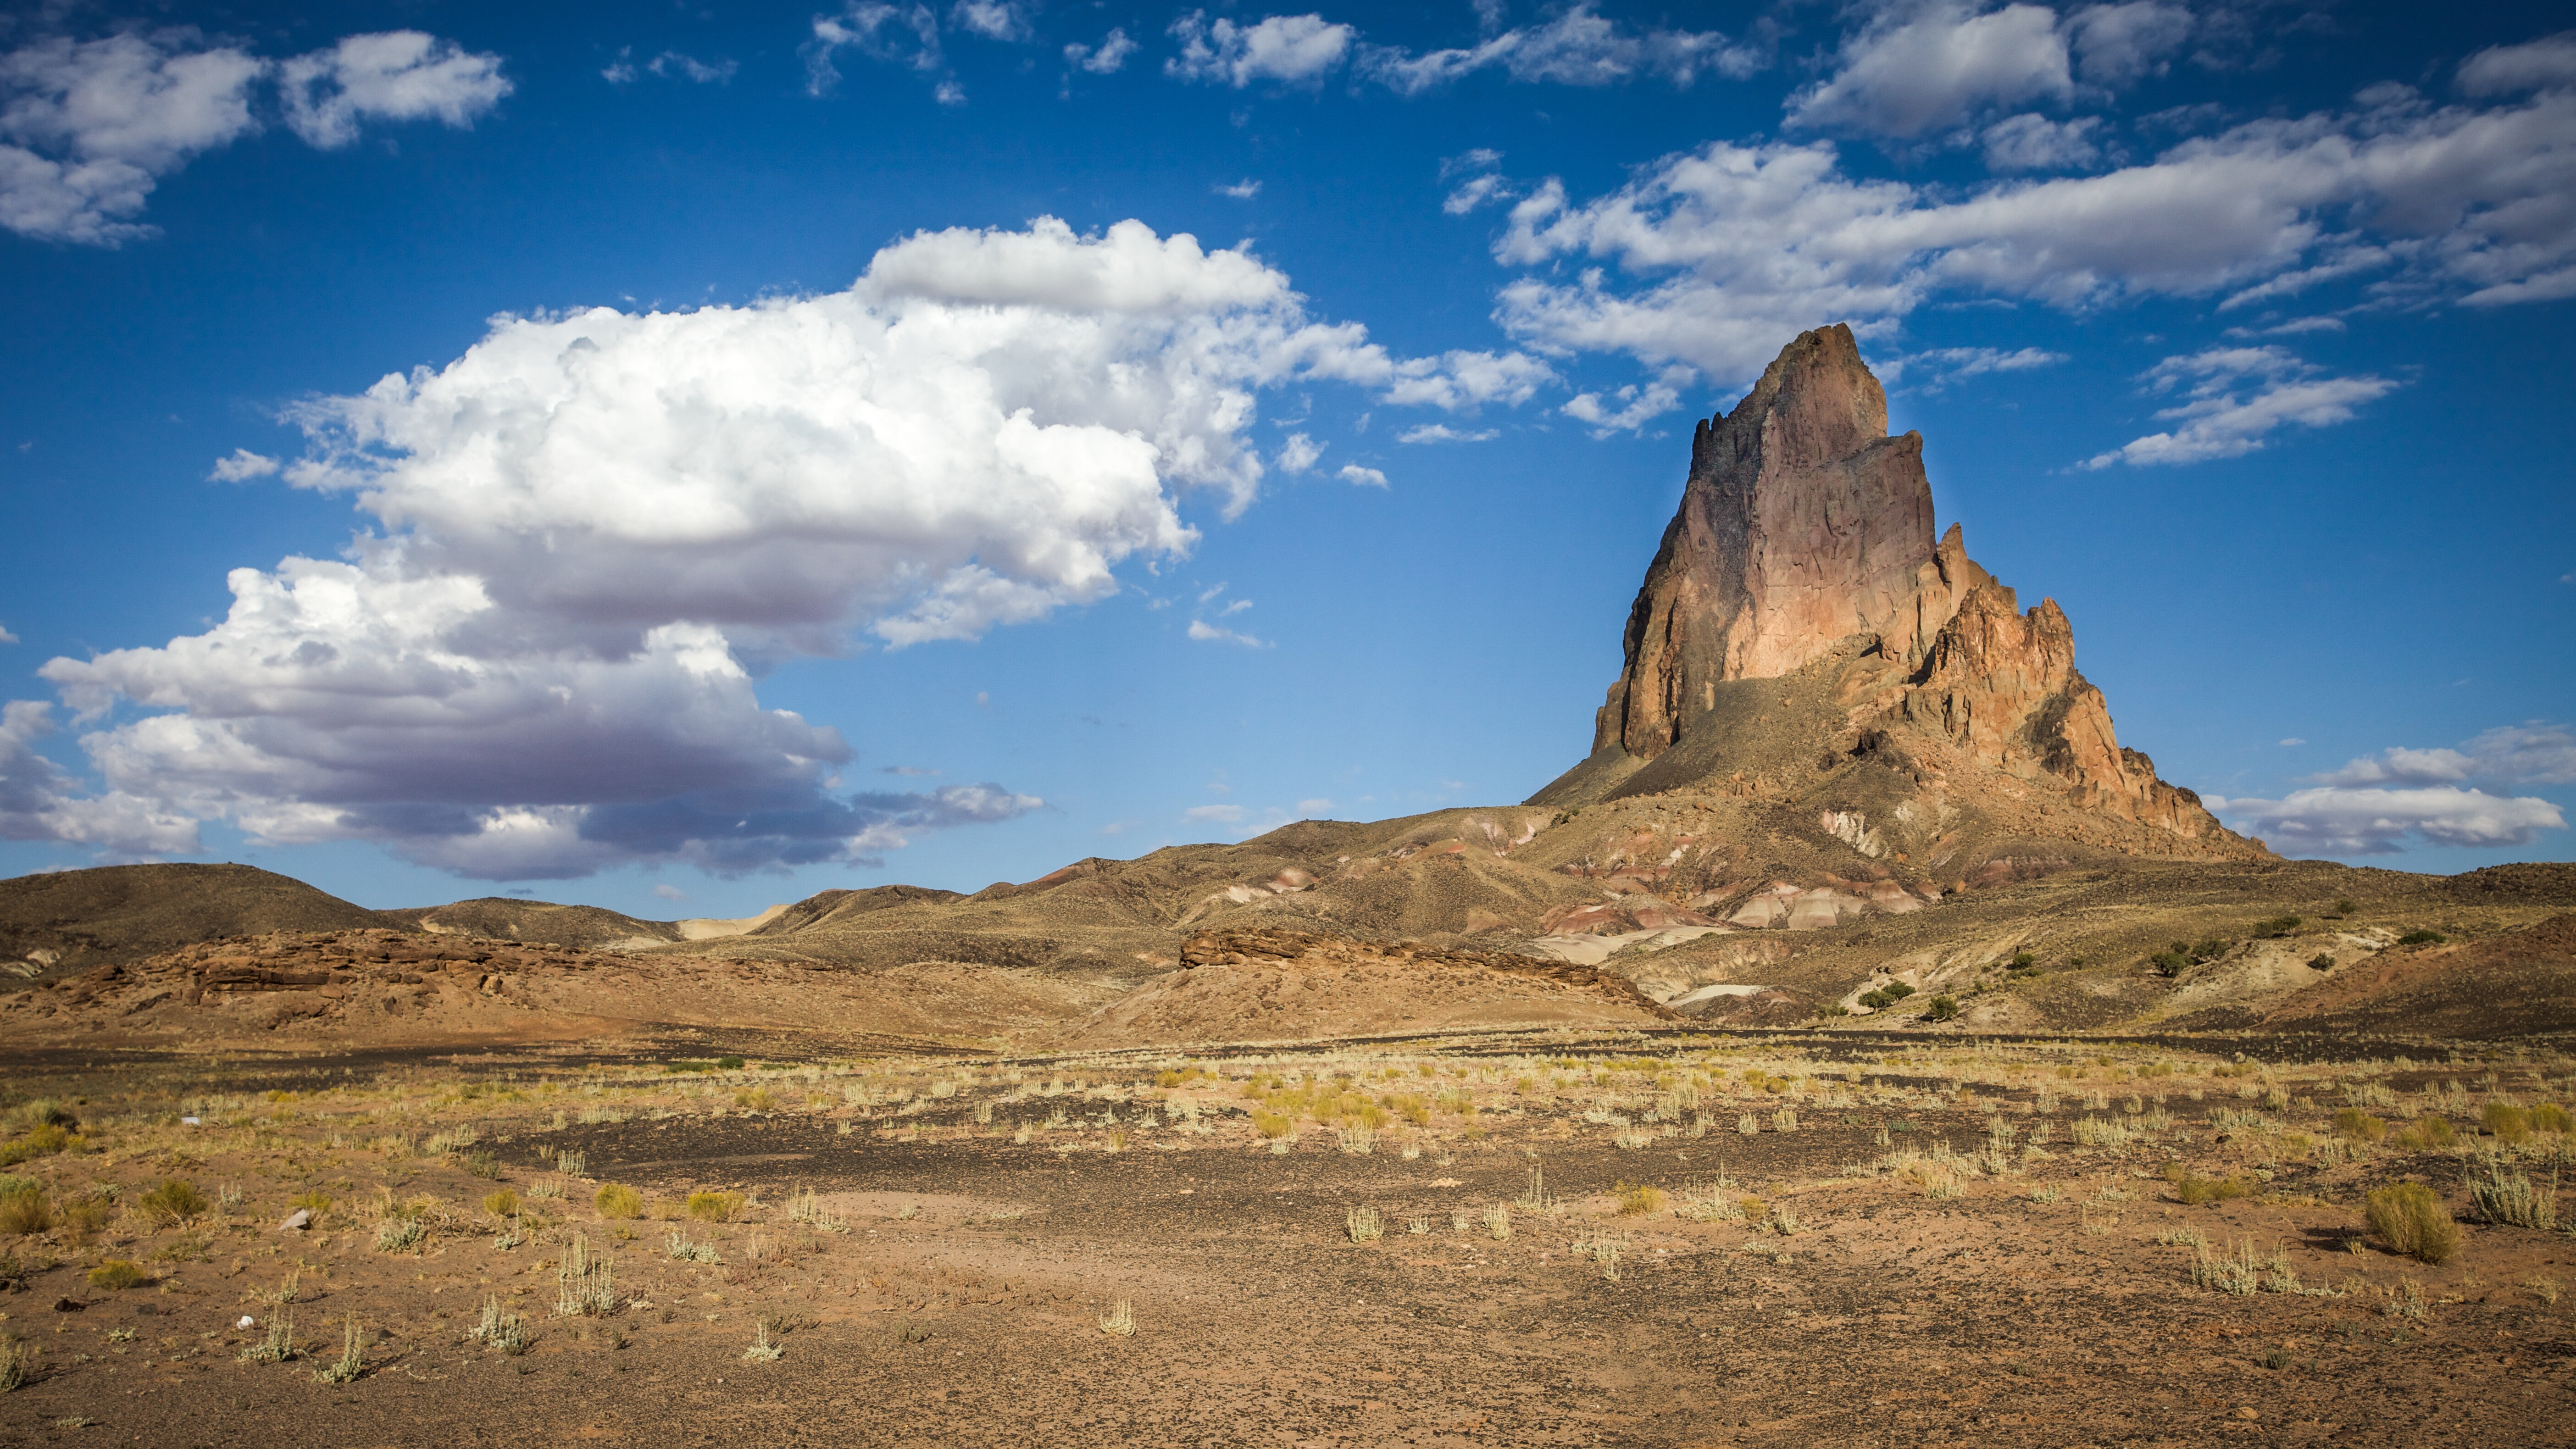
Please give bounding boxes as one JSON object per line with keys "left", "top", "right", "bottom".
{"left": 1926, "top": 995, "right": 1960, "bottom": 1023}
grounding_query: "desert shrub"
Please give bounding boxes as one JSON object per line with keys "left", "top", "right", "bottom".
{"left": 87, "top": 1259, "right": 147, "bottom": 1290}
{"left": 2307, "top": 953, "right": 2337, "bottom": 970}
{"left": 1251, "top": 1110, "right": 1294, "bottom": 1139}
{"left": 2533, "top": 1104, "right": 2573, "bottom": 1134}
{"left": 57, "top": 1194, "right": 111, "bottom": 1244}
{"left": 17, "top": 1102, "right": 76, "bottom": 1132}
{"left": 2149, "top": 950, "right": 2189, "bottom": 977}
{"left": 2396, "top": 930, "right": 2446, "bottom": 946}
{"left": 594, "top": 1183, "right": 644, "bottom": 1220}
{"left": 482, "top": 1188, "right": 519, "bottom": 1217}
{"left": 716, "top": 1055, "right": 746, "bottom": 1071}
{"left": 685, "top": 1190, "right": 743, "bottom": 1223}
{"left": 2173, "top": 1174, "right": 2251, "bottom": 1206}
{"left": 375, "top": 1217, "right": 426, "bottom": 1253}
{"left": 1858, "top": 989, "right": 1893, "bottom": 1009}
{"left": 1883, "top": 982, "right": 1915, "bottom": 1001}
{"left": 2333, "top": 1108, "right": 2388, "bottom": 1143}
{"left": 2482, "top": 1104, "right": 2532, "bottom": 1143}
{"left": 0, "top": 1187, "right": 50, "bottom": 1236}
{"left": 462, "top": 1151, "right": 501, "bottom": 1180}
{"left": 2470, "top": 1162, "right": 2558, "bottom": 1230}
{"left": 1926, "top": 995, "right": 1960, "bottom": 1022}
{"left": 1615, "top": 1181, "right": 1664, "bottom": 1216}
{"left": 137, "top": 1178, "right": 207, "bottom": 1227}
{"left": 2332, "top": 898, "right": 2357, "bottom": 916}
{"left": 1155, "top": 1070, "right": 1183, "bottom": 1088}
{"left": 289, "top": 1190, "right": 332, "bottom": 1215}
{"left": 0, "top": 1123, "right": 76, "bottom": 1167}
{"left": 2366, "top": 1181, "right": 2459, "bottom": 1264}
{"left": 2396, "top": 1116, "right": 2455, "bottom": 1150}
{"left": 2254, "top": 915, "right": 2303, "bottom": 938}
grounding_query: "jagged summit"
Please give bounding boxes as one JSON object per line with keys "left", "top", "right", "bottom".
{"left": 1537, "top": 324, "right": 2256, "bottom": 861}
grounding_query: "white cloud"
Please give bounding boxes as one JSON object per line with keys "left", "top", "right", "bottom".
{"left": 1064, "top": 29, "right": 1138, "bottom": 75}
{"left": 2082, "top": 346, "right": 2397, "bottom": 467}
{"left": 25, "top": 217, "right": 1505, "bottom": 878}
{"left": 1444, "top": 172, "right": 1512, "bottom": 214}
{"left": 1378, "top": 349, "right": 1554, "bottom": 410}
{"left": 1296, "top": 797, "right": 1332, "bottom": 814}
{"left": 1337, "top": 463, "right": 1388, "bottom": 488}
{"left": 1561, "top": 375, "right": 1683, "bottom": 434}
{"left": 1887, "top": 344, "right": 2065, "bottom": 389}
{"left": 278, "top": 31, "right": 510, "bottom": 150}
{"left": 2213, "top": 785, "right": 2565, "bottom": 855}
{"left": 2457, "top": 30, "right": 2576, "bottom": 96}
{"left": 1361, "top": 4, "right": 1763, "bottom": 95}
{"left": 1787, "top": 2, "right": 2071, "bottom": 139}
{"left": 2066, "top": 1, "right": 2193, "bottom": 86}
{"left": 652, "top": 52, "right": 738, "bottom": 84}
{"left": 2279, "top": 737, "right": 2306, "bottom": 746}
{"left": 1216, "top": 177, "right": 1261, "bottom": 199}
{"left": 1490, "top": 81, "right": 2576, "bottom": 379}
{"left": 1167, "top": 12, "right": 1354, "bottom": 88}
{"left": 0, "top": 28, "right": 506, "bottom": 245}
{"left": 1220, "top": 598, "right": 1252, "bottom": 616}
{"left": 2311, "top": 723, "right": 2576, "bottom": 788}
{"left": 1187, "top": 619, "right": 1266, "bottom": 647}
{"left": 949, "top": 0, "right": 1032, "bottom": 43}
{"left": 1275, "top": 433, "right": 1323, "bottom": 472}
{"left": 0, "top": 624, "right": 15, "bottom": 645}
{"left": 1980, "top": 112, "right": 2101, "bottom": 171}
{"left": 807, "top": 3, "right": 943, "bottom": 94}
{"left": 1396, "top": 423, "right": 1498, "bottom": 444}
{"left": 207, "top": 448, "right": 280, "bottom": 482}
{"left": 1183, "top": 802, "right": 1247, "bottom": 822}
{"left": 652, "top": 883, "right": 687, "bottom": 901}
{"left": 0, "top": 700, "right": 198, "bottom": 855}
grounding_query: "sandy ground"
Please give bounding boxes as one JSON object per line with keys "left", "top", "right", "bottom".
{"left": 2, "top": 1036, "right": 2573, "bottom": 1446}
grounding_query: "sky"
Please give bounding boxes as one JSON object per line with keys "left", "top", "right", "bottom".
{"left": 0, "top": 0, "right": 2570, "bottom": 920}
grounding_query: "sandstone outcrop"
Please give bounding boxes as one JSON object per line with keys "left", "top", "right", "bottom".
{"left": 1554, "top": 323, "right": 2251, "bottom": 856}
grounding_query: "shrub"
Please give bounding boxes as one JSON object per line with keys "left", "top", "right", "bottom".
{"left": 595, "top": 1183, "right": 644, "bottom": 1220}
{"left": 0, "top": 1123, "right": 76, "bottom": 1167}
{"left": 685, "top": 1190, "right": 743, "bottom": 1223}
{"left": 374, "top": 1217, "right": 426, "bottom": 1253}
{"left": 2365, "top": 1181, "right": 2459, "bottom": 1264}
{"left": 2174, "top": 1174, "right": 2251, "bottom": 1206}
{"left": 2254, "top": 915, "right": 2302, "bottom": 938}
{"left": 1615, "top": 1181, "right": 1664, "bottom": 1216}
{"left": 87, "top": 1259, "right": 148, "bottom": 1290}
{"left": 1926, "top": 995, "right": 1960, "bottom": 1022}
{"left": 0, "top": 1188, "right": 50, "bottom": 1236}
{"left": 2333, "top": 1108, "right": 2387, "bottom": 1143}
{"left": 2533, "top": 1104, "right": 2574, "bottom": 1134}
{"left": 716, "top": 1055, "right": 746, "bottom": 1071}
{"left": 2396, "top": 930, "right": 2446, "bottom": 946}
{"left": 1882, "top": 982, "right": 1915, "bottom": 1001}
{"left": 57, "top": 1195, "right": 110, "bottom": 1245}
{"left": 483, "top": 1188, "right": 519, "bottom": 1217}
{"left": 2470, "top": 1163, "right": 2558, "bottom": 1230}
{"left": 1155, "top": 1070, "right": 1183, "bottom": 1088}
{"left": 2307, "top": 953, "right": 2336, "bottom": 970}
{"left": 2149, "top": 950, "right": 2188, "bottom": 977}
{"left": 2483, "top": 1103, "right": 2532, "bottom": 1143}
{"left": 2396, "top": 1116, "right": 2455, "bottom": 1150}
{"left": 2332, "top": 898, "right": 2357, "bottom": 916}
{"left": 462, "top": 1151, "right": 501, "bottom": 1180}
{"left": 137, "top": 1178, "right": 207, "bottom": 1227}
{"left": 289, "top": 1190, "right": 332, "bottom": 1215}
{"left": 1858, "top": 989, "right": 1893, "bottom": 1009}
{"left": 1251, "top": 1110, "right": 1294, "bottom": 1139}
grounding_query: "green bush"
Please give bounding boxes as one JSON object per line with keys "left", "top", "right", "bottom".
{"left": 716, "top": 1055, "right": 746, "bottom": 1071}
{"left": 685, "top": 1190, "right": 743, "bottom": 1223}
{"left": 2307, "top": 953, "right": 2336, "bottom": 970}
{"left": 137, "top": 1178, "right": 207, "bottom": 1227}
{"left": 2173, "top": 1173, "right": 2251, "bottom": 1206}
{"left": 2482, "top": 1103, "right": 2532, "bottom": 1144}
{"left": 1882, "top": 982, "right": 1915, "bottom": 1000}
{"left": 2396, "top": 930, "right": 2446, "bottom": 946}
{"left": 2396, "top": 1115, "right": 2454, "bottom": 1150}
{"left": 462, "top": 1151, "right": 501, "bottom": 1180}
{"left": 1926, "top": 995, "right": 1960, "bottom": 1023}
{"left": 0, "top": 1187, "right": 51, "bottom": 1236}
{"left": 594, "top": 1183, "right": 644, "bottom": 1220}
{"left": 87, "top": 1259, "right": 148, "bottom": 1290}
{"left": 2365, "top": 1181, "right": 2459, "bottom": 1264}
{"left": 2254, "top": 916, "right": 2303, "bottom": 938}
{"left": 2333, "top": 1108, "right": 2387, "bottom": 1143}
{"left": 2532, "top": 1104, "right": 2573, "bottom": 1134}
{"left": 2332, "top": 898, "right": 2357, "bottom": 916}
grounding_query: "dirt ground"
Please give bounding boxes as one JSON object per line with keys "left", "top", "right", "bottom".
{"left": 2, "top": 1034, "right": 2574, "bottom": 1447}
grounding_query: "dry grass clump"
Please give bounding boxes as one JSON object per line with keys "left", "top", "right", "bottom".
{"left": 1099, "top": 1299, "right": 1136, "bottom": 1337}
{"left": 482, "top": 1188, "right": 519, "bottom": 1217}
{"left": 0, "top": 1336, "right": 30, "bottom": 1393}
{"left": 1616, "top": 1181, "right": 1664, "bottom": 1216}
{"left": 86, "top": 1259, "right": 148, "bottom": 1289}
{"left": 468, "top": 1297, "right": 530, "bottom": 1355}
{"left": 2394, "top": 1116, "right": 2455, "bottom": 1151}
{"left": 594, "top": 1183, "right": 644, "bottom": 1220}
{"left": 2482, "top": 1104, "right": 2532, "bottom": 1144}
{"left": 0, "top": 1185, "right": 52, "bottom": 1236}
{"left": 2366, "top": 1181, "right": 2459, "bottom": 1264}
{"left": 686, "top": 1190, "right": 744, "bottom": 1222}
{"left": 2167, "top": 1167, "right": 2251, "bottom": 1206}
{"left": 137, "top": 1177, "right": 207, "bottom": 1227}
{"left": 2334, "top": 1108, "right": 2388, "bottom": 1143}
{"left": 2469, "top": 1162, "right": 2558, "bottom": 1230}
{"left": 2532, "top": 1104, "right": 2574, "bottom": 1134}
{"left": 1345, "top": 1206, "right": 1383, "bottom": 1243}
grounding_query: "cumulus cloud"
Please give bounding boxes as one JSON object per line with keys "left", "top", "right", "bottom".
{"left": 1215, "top": 178, "right": 1261, "bottom": 199}
{"left": 1167, "top": 12, "right": 1354, "bottom": 87}
{"left": 2310, "top": 723, "right": 2576, "bottom": 788}
{"left": 207, "top": 448, "right": 280, "bottom": 482}
{"left": 949, "top": 0, "right": 1032, "bottom": 44}
{"left": 1561, "top": 366, "right": 1693, "bottom": 434}
{"left": 1275, "top": 433, "right": 1323, "bottom": 472}
{"left": 2457, "top": 30, "right": 2576, "bottom": 97}
{"left": 652, "top": 883, "right": 687, "bottom": 901}
{"left": 2066, "top": 1, "right": 2193, "bottom": 86}
{"left": 277, "top": 32, "right": 511, "bottom": 150}
{"left": 1980, "top": 112, "right": 2101, "bottom": 170}
{"left": 0, "top": 28, "right": 505, "bottom": 244}
{"left": 1360, "top": 4, "right": 1764, "bottom": 95}
{"left": 0, "top": 700, "right": 197, "bottom": 855}
{"left": 1395, "top": 423, "right": 1497, "bottom": 444}
{"left": 1488, "top": 78, "right": 2576, "bottom": 380}
{"left": 2212, "top": 786, "right": 2565, "bottom": 855}
{"left": 2081, "top": 346, "right": 2397, "bottom": 467}
{"left": 1187, "top": 619, "right": 1266, "bottom": 647}
{"left": 1884, "top": 345, "right": 2066, "bottom": 390}
{"left": 22, "top": 218, "right": 1521, "bottom": 878}
{"left": 807, "top": 2, "right": 943, "bottom": 93}
{"left": 1788, "top": 2, "right": 2071, "bottom": 139}
{"left": 1064, "top": 29, "right": 1138, "bottom": 75}
{"left": 1336, "top": 463, "right": 1388, "bottom": 488}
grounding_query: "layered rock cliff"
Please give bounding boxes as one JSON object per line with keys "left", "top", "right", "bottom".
{"left": 1550, "top": 323, "right": 2250, "bottom": 856}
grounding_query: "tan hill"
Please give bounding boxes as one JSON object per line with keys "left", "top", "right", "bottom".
{"left": 1535, "top": 323, "right": 2259, "bottom": 870}
{"left": 378, "top": 897, "right": 690, "bottom": 951}
{"left": 0, "top": 862, "right": 393, "bottom": 973}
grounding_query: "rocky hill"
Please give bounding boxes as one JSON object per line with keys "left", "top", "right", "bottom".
{"left": 0, "top": 863, "right": 393, "bottom": 973}
{"left": 1534, "top": 324, "right": 2256, "bottom": 866}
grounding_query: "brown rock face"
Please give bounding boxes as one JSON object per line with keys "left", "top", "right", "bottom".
{"left": 1596, "top": 325, "right": 1969, "bottom": 759}
{"left": 1577, "top": 323, "right": 2241, "bottom": 849}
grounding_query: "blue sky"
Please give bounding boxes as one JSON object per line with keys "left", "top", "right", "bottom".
{"left": 1, "top": 0, "right": 2570, "bottom": 917}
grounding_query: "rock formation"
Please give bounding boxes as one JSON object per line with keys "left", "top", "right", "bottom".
{"left": 1551, "top": 323, "right": 2250, "bottom": 855}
